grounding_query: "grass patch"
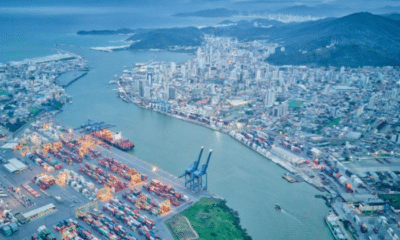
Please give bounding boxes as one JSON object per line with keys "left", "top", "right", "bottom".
{"left": 378, "top": 194, "right": 400, "bottom": 209}
{"left": 0, "top": 90, "right": 10, "bottom": 96}
{"left": 288, "top": 100, "right": 304, "bottom": 108}
{"left": 165, "top": 215, "right": 198, "bottom": 240}
{"left": 166, "top": 198, "right": 251, "bottom": 240}
{"left": 329, "top": 118, "right": 341, "bottom": 126}
{"left": 28, "top": 106, "right": 41, "bottom": 116}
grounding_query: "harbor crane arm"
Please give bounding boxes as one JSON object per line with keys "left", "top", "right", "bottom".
{"left": 179, "top": 147, "right": 204, "bottom": 178}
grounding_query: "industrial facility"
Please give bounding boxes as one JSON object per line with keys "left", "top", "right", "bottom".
{"left": 0, "top": 119, "right": 216, "bottom": 239}
{"left": 180, "top": 147, "right": 213, "bottom": 192}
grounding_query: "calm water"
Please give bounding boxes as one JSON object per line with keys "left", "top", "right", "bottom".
{"left": 1, "top": 11, "right": 333, "bottom": 240}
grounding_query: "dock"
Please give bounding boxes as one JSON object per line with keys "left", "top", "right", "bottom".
{"left": 0, "top": 119, "right": 218, "bottom": 239}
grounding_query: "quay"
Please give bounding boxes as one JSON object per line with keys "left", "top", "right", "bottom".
{"left": 0, "top": 119, "right": 219, "bottom": 240}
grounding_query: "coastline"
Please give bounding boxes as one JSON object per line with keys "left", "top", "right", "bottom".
{"left": 124, "top": 97, "right": 328, "bottom": 193}
{"left": 63, "top": 70, "right": 89, "bottom": 87}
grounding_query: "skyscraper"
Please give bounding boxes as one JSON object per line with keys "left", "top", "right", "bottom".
{"left": 168, "top": 86, "right": 176, "bottom": 100}
{"left": 265, "top": 88, "right": 275, "bottom": 108}
{"left": 139, "top": 80, "right": 144, "bottom": 98}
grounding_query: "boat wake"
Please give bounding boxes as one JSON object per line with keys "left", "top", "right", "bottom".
{"left": 281, "top": 210, "right": 302, "bottom": 224}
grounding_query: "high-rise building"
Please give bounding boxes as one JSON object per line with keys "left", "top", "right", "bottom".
{"left": 281, "top": 102, "right": 288, "bottom": 116}
{"left": 168, "top": 86, "right": 176, "bottom": 100}
{"left": 273, "top": 102, "right": 288, "bottom": 117}
{"left": 146, "top": 73, "right": 153, "bottom": 85}
{"left": 265, "top": 88, "right": 275, "bottom": 108}
{"left": 170, "top": 62, "right": 176, "bottom": 73}
{"left": 144, "top": 86, "right": 151, "bottom": 99}
{"left": 255, "top": 69, "right": 262, "bottom": 80}
{"left": 139, "top": 80, "right": 144, "bottom": 98}
{"left": 368, "top": 94, "right": 375, "bottom": 109}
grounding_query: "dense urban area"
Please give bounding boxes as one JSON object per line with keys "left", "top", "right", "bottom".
{"left": 1, "top": 24, "right": 400, "bottom": 240}
{"left": 0, "top": 53, "right": 87, "bottom": 133}
{"left": 1, "top": 0, "right": 400, "bottom": 238}
{"left": 112, "top": 36, "right": 400, "bottom": 240}
{"left": 0, "top": 52, "right": 253, "bottom": 240}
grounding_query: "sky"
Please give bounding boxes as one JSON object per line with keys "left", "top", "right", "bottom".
{"left": 1, "top": 0, "right": 399, "bottom": 16}
{"left": 2, "top": 0, "right": 399, "bottom": 7}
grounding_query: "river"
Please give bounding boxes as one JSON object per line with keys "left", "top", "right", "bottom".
{"left": 55, "top": 46, "right": 333, "bottom": 240}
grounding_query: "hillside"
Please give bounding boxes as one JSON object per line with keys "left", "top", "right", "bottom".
{"left": 127, "top": 27, "right": 203, "bottom": 50}
{"left": 381, "top": 13, "right": 400, "bottom": 21}
{"left": 267, "top": 12, "right": 400, "bottom": 67}
{"left": 78, "top": 12, "right": 400, "bottom": 67}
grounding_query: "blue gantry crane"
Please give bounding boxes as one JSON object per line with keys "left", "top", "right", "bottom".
{"left": 179, "top": 147, "right": 204, "bottom": 189}
{"left": 190, "top": 149, "right": 213, "bottom": 192}
{"left": 74, "top": 119, "right": 116, "bottom": 133}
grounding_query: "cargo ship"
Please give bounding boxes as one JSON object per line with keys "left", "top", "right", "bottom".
{"left": 92, "top": 129, "right": 134, "bottom": 151}
{"left": 282, "top": 173, "right": 297, "bottom": 183}
{"left": 325, "top": 212, "right": 347, "bottom": 240}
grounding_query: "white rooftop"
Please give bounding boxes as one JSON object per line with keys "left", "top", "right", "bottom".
{"left": 1, "top": 142, "right": 18, "bottom": 149}
{"left": 23, "top": 203, "right": 55, "bottom": 219}
{"left": 3, "top": 158, "right": 27, "bottom": 173}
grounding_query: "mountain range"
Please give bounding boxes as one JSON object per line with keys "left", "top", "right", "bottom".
{"left": 266, "top": 12, "right": 400, "bottom": 67}
{"left": 172, "top": 5, "right": 400, "bottom": 18}
{"left": 79, "top": 12, "right": 400, "bottom": 67}
{"left": 173, "top": 8, "right": 240, "bottom": 18}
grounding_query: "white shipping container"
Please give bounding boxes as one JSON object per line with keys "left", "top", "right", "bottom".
{"left": 338, "top": 176, "right": 347, "bottom": 185}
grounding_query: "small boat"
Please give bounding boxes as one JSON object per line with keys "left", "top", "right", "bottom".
{"left": 275, "top": 204, "right": 282, "bottom": 211}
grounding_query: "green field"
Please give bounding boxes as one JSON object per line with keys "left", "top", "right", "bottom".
{"left": 165, "top": 198, "right": 252, "bottom": 240}
{"left": 378, "top": 194, "right": 400, "bottom": 209}
{"left": 288, "top": 100, "right": 304, "bottom": 108}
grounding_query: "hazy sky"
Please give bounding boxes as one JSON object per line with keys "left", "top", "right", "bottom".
{"left": 1, "top": 0, "right": 399, "bottom": 15}
{"left": 2, "top": 0, "right": 399, "bottom": 7}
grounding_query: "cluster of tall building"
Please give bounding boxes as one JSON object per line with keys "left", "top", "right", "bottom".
{"left": 116, "top": 36, "right": 400, "bottom": 159}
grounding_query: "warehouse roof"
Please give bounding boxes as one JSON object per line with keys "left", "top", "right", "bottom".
{"left": 23, "top": 203, "right": 55, "bottom": 219}
{"left": 0, "top": 142, "right": 18, "bottom": 149}
{"left": 3, "top": 158, "right": 27, "bottom": 173}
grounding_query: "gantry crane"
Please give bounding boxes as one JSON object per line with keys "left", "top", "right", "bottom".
{"left": 74, "top": 119, "right": 115, "bottom": 133}
{"left": 179, "top": 147, "right": 204, "bottom": 189}
{"left": 190, "top": 149, "right": 213, "bottom": 193}
{"left": 75, "top": 201, "right": 98, "bottom": 219}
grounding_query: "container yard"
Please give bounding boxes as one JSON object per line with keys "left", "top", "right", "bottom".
{"left": 79, "top": 163, "right": 129, "bottom": 193}
{"left": 0, "top": 118, "right": 218, "bottom": 240}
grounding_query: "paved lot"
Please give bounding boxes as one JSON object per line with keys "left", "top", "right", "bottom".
{"left": 0, "top": 124, "right": 218, "bottom": 240}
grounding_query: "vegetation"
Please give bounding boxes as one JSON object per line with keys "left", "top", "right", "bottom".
{"left": 128, "top": 27, "right": 203, "bottom": 50}
{"left": 329, "top": 117, "right": 341, "bottom": 126}
{"left": 165, "top": 215, "right": 198, "bottom": 240}
{"left": 378, "top": 194, "right": 400, "bottom": 209}
{"left": 28, "top": 106, "right": 41, "bottom": 116}
{"left": 0, "top": 90, "right": 10, "bottom": 96}
{"left": 5, "top": 118, "right": 26, "bottom": 132}
{"left": 79, "top": 12, "right": 400, "bottom": 67}
{"left": 166, "top": 198, "right": 251, "bottom": 240}
{"left": 288, "top": 100, "right": 304, "bottom": 108}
